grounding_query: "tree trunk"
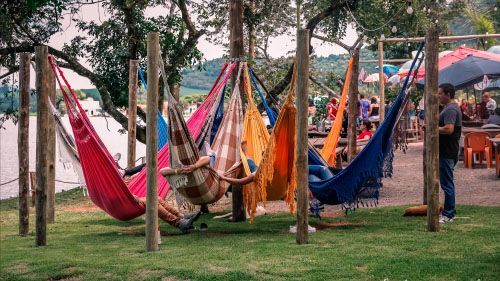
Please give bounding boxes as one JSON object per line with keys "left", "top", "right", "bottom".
{"left": 248, "top": 0, "right": 256, "bottom": 65}
{"left": 296, "top": 29, "right": 310, "bottom": 245}
{"left": 18, "top": 52, "right": 30, "bottom": 236}
{"left": 128, "top": 60, "right": 139, "bottom": 168}
{"left": 229, "top": 0, "right": 246, "bottom": 222}
{"left": 425, "top": 23, "right": 440, "bottom": 232}
{"left": 35, "top": 46, "right": 49, "bottom": 246}
{"left": 47, "top": 64, "right": 56, "bottom": 224}
{"left": 348, "top": 49, "right": 360, "bottom": 163}
{"left": 146, "top": 33, "right": 159, "bottom": 251}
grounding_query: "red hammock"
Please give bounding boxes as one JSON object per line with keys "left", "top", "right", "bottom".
{"left": 48, "top": 56, "right": 235, "bottom": 220}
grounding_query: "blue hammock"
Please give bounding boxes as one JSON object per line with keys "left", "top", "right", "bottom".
{"left": 138, "top": 67, "right": 169, "bottom": 150}
{"left": 210, "top": 84, "right": 226, "bottom": 144}
{"left": 248, "top": 68, "right": 327, "bottom": 166}
{"left": 308, "top": 42, "right": 425, "bottom": 205}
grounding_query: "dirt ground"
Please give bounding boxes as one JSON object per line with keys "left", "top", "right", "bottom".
{"left": 223, "top": 142, "right": 500, "bottom": 215}
{"left": 379, "top": 142, "right": 499, "bottom": 207}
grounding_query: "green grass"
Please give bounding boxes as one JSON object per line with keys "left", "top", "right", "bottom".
{"left": 180, "top": 86, "right": 208, "bottom": 96}
{"left": 1, "top": 190, "right": 499, "bottom": 281}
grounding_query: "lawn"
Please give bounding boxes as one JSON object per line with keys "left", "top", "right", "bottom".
{"left": 180, "top": 87, "right": 208, "bottom": 96}
{"left": 1, "top": 189, "right": 499, "bottom": 281}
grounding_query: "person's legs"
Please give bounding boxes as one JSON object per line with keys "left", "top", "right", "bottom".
{"left": 157, "top": 200, "right": 183, "bottom": 227}
{"left": 439, "top": 158, "right": 456, "bottom": 219}
{"left": 309, "top": 165, "right": 334, "bottom": 180}
{"left": 123, "top": 163, "right": 146, "bottom": 177}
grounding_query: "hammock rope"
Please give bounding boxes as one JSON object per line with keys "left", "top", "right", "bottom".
{"left": 137, "top": 66, "right": 169, "bottom": 150}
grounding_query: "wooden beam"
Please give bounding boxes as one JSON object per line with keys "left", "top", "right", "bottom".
{"left": 425, "top": 23, "right": 440, "bottom": 233}
{"left": 127, "top": 60, "right": 139, "bottom": 169}
{"left": 378, "top": 41, "right": 385, "bottom": 121}
{"left": 229, "top": 0, "right": 246, "bottom": 222}
{"left": 348, "top": 49, "right": 360, "bottom": 163}
{"left": 18, "top": 52, "right": 30, "bottom": 236}
{"left": 380, "top": 33, "right": 500, "bottom": 43}
{"left": 360, "top": 59, "right": 410, "bottom": 63}
{"left": 35, "top": 45, "right": 49, "bottom": 246}
{"left": 296, "top": 29, "right": 310, "bottom": 245}
{"left": 47, "top": 62, "right": 56, "bottom": 224}
{"left": 146, "top": 32, "right": 159, "bottom": 252}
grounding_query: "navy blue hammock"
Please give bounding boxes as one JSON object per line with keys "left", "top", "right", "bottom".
{"left": 249, "top": 42, "right": 424, "bottom": 206}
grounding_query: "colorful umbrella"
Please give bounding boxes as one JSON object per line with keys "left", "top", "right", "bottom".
{"left": 399, "top": 47, "right": 500, "bottom": 78}
{"left": 416, "top": 55, "right": 500, "bottom": 90}
{"left": 363, "top": 73, "right": 388, "bottom": 84}
{"left": 375, "top": 64, "right": 400, "bottom": 75}
{"left": 487, "top": 45, "right": 500, "bottom": 54}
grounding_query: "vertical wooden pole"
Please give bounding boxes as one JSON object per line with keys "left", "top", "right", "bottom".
{"left": 348, "top": 49, "right": 360, "bottom": 162}
{"left": 46, "top": 66, "right": 56, "bottom": 224}
{"left": 18, "top": 52, "right": 31, "bottom": 236}
{"left": 128, "top": 60, "right": 139, "bottom": 169}
{"left": 229, "top": 0, "right": 246, "bottom": 222}
{"left": 425, "top": 22, "right": 440, "bottom": 232}
{"left": 35, "top": 45, "right": 49, "bottom": 246}
{"left": 378, "top": 41, "right": 385, "bottom": 121}
{"left": 296, "top": 29, "right": 309, "bottom": 245}
{"left": 146, "top": 32, "right": 159, "bottom": 251}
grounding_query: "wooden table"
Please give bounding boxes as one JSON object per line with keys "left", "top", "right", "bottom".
{"left": 462, "top": 127, "right": 500, "bottom": 138}
{"left": 490, "top": 138, "right": 500, "bottom": 177}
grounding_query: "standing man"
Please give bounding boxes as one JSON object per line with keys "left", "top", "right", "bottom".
{"left": 359, "top": 94, "right": 370, "bottom": 121}
{"left": 438, "top": 83, "right": 462, "bottom": 224}
{"left": 482, "top": 91, "right": 497, "bottom": 116}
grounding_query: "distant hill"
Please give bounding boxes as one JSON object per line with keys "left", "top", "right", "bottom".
{"left": 180, "top": 49, "right": 381, "bottom": 91}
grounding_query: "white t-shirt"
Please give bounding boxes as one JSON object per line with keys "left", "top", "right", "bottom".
{"left": 486, "top": 99, "right": 497, "bottom": 113}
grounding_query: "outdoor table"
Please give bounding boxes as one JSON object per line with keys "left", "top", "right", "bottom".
{"left": 489, "top": 138, "right": 500, "bottom": 177}
{"left": 463, "top": 120, "right": 485, "bottom": 128}
{"left": 462, "top": 127, "right": 500, "bottom": 138}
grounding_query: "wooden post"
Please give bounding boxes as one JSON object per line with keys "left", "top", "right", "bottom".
{"left": 425, "top": 22, "right": 440, "bottom": 232}
{"left": 296, "top": 29, "right": 310, "bottom": 245}
{"left": 348, "top": 49, "right": 360, "bottom": 162}
{"left": 47, "top": 65, "right": 56, "bottom": 224}
{"left": 127, "top": 60, "right": 139, "bottom": 169}
{"left": 35, "top": 45, "right": 49, "bottom": 246}
{"left": 146, "top": 32, "right": 159, "bottom": 251}
{"left": 378, "top": 41, "right": 385, "bottom": 121}
{"left": 229, "top": 0, "right": 246, "bottom": 222}
{"left": 18, "top": 53, "right": 30, "bottom": 236}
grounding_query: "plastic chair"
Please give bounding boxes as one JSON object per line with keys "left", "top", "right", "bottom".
{"left": 463, "top": 132, "right": 492, "bottom": 168}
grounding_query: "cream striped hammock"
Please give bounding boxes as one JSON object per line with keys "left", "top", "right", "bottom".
{"left": 162, "top": 59, "right": 243, "bottom": 205}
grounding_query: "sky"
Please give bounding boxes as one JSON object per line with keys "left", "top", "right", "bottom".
{"left": 24, "top": 3, "right": 359, "bottom": 89}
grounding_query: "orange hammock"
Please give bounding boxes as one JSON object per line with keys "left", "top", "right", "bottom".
{"left": 243, "top": 64, "right": 297, "bottom": 222}
{"left": 320, "top": 57, "right": 354, "bottom": 166}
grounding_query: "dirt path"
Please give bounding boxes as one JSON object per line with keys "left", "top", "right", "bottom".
{"left": 379, "top": 142, "right": 499, "bottom": 207}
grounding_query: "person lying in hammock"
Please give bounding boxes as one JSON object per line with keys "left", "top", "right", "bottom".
{"left": 113, "top": 153, "right": 146, "bottom": 180}
{"left": 132, "top": 195, "right": 201, "bottom": 234}
{"left": 219, "top": 140, "right": 257, "bottom": 185}
{"left": 158, "top": 153, "right": 215, "bottom": 176}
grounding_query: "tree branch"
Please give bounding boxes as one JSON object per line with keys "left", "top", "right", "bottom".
{"left": 311, "top": 33, "right": 350, "bottom": 50}
{"left": 0, "top": 66, "right": 20, "bottom": 80}
{"left": 267, "top": 0, "right": 346, "bottom": 99}
{"left": 309, "top": 75, "right": 339, "bottom": 98}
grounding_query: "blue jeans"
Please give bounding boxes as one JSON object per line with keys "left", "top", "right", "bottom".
{"left": 439, "top": 158, "right": 456, "bottom": 218}
{"left": 308, "top": 165, "right": 334, "bottom": 182}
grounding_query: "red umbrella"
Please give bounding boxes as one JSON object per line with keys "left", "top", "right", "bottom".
{"left": 399, "top": 46, "right": 500, "bottom": 78}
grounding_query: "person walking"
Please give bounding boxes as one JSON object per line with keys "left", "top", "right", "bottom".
{"left": 437, "top": 83, "right": 462, "bottom": 224}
